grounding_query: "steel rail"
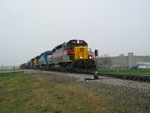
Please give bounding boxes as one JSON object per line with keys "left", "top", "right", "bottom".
{"left": 98, "top": 73, "right": 150, "bottom": 82}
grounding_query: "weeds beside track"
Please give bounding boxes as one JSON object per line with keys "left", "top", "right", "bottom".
{"left": 0, "top": 72, "right": 149, "bottom": 113}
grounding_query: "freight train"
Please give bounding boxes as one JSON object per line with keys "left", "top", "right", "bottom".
{"left": 20, "top": 39, "right": 97, "bottom": 73}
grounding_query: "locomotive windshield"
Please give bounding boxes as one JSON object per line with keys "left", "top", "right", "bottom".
{"left": 66, "top": 40, "right": 88, "bottom": 49}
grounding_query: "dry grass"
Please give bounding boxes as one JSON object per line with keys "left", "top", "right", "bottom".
{"left": 0, "top": 72, "right": 149, "bottom": 113}
{"left": 30, "top": 73, "right": 150, "bottom": 113}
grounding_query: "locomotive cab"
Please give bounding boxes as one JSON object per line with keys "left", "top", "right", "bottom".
{"left": 66, "top": 40, "right": 89, "bottom": 60}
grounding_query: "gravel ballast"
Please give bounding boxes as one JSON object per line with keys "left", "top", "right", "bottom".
{"left": 24, "top": 69, "right": 150, "bottom": 113}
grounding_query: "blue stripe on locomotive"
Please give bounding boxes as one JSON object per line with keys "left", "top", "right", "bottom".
{"left": 40, "top": 51, "right": 52, "bottom": 65}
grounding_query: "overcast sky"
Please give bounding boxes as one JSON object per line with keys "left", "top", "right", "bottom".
{"left": 0, "top": 0, "right": 150, "bottom": 66}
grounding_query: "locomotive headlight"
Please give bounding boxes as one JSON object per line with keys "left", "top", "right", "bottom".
{"left": 89, "top": 56, "right": 92, "bottom": 59}
{"left": 80, "top": 56, "right": 83, "bottom": 59}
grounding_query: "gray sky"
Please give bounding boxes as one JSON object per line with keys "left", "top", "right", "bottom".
{"left": 0, "top": 0, "right": 150, "bottom": 66}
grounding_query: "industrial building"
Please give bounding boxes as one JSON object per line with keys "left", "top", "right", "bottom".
{"left": 96, "top": 52, "right": 150, "bottom": 69}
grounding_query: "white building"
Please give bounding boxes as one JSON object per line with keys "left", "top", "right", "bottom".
{"left": 96, "top": 52, "right": 150, "bottom": 69}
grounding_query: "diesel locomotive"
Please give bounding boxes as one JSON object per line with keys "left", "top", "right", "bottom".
{"left": 20, "top": 39, "right": 97, "bottom": 73}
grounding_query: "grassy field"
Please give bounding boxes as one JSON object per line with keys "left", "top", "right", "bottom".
{"left": 0, "top": 69, "right": 19, "bottom": 71}
{"left": 98, "top": 69, "right": 150, "bottom": 76}
{"left": 0, "top": 69, "right": 12, "bottom": 71}
{"left": 0, "top": 72, "right": 149, "bottom": 113}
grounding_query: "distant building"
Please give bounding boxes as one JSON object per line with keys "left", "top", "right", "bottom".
{"left": 0, "top": 65, "right": 19, "bottom": 70}
{"left": 96, "top": 52, "right": 150, "bottom": 69}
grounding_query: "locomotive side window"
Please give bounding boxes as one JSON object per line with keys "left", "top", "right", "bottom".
{"left": 64, "top": 45, "right": 68, "bottom": 50}
{"left": 52, "top": 49, "right": 56, "bottom": 53}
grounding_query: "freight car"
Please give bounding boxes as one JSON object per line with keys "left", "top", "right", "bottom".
{"left": 20, "top": 63, "right": 26, "bottom": 69}
{"left": 21, "top": 39, "right": 97, "bottom": 73}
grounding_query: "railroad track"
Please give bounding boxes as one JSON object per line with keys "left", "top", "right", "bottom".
{"left": 63, "top": 71, "right": 150, "bottom": 83}
{"left": 22, "top": 69, "right": 150, "bottom": 83}
{"left": 46, "top": 70, "right": 150, "bottom": 83}
{"left": 98, "top": 73, "right": 150, "bottom": 82}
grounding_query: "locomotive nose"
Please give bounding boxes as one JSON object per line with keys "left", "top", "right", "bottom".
{"left": 74, "top": 47, "right": 88, "bottom": 60}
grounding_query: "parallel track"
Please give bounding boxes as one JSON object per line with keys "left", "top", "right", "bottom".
{"left": 98, "top": 73, "right": 150, "bottom": 82}
{"left": 45, "top": 70, "right": 150, "bottom": 83}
